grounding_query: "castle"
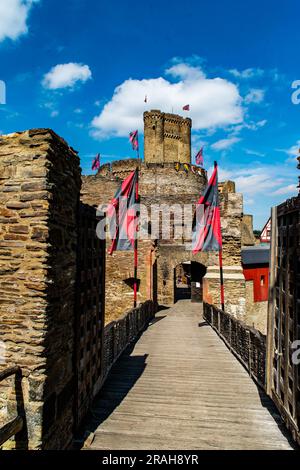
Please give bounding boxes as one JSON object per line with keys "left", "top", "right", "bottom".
{"left": 81, "top": 110, "right": 256, "bottom": 324}
{"left": 0, "top": 114, "right": 264, "bottom": 449}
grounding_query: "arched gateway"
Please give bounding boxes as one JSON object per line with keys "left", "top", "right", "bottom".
{"left": 174, "top": 262, "right": 207, "bottom": 303}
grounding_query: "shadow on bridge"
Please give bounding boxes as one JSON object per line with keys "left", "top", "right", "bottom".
{"left": 76, "top": 348, "right": 149, "bottom": 448}
{"left": 256, "top": 387, "right": 298, "bottom": 449}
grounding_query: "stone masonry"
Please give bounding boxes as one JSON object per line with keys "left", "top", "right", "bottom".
{"left": 0, "top": 129, "right": 81, "bottom": 449}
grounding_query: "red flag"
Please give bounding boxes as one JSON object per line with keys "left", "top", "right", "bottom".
{"left": 91, "top": 153, "right": 100, "bottom": 171}
{"left": 144, "top": 95, "right": 147, "bottom": 103}
{"left": 108, "top": 169, "right": 139, "bottom": 255}
{"left": 129, "top": 130, "right": 139, "bottom": 151}
{"left": 192, "top": 163, "right": 222, "bottom": 254}
{"left": 183, "top": 104, "right": 190, "bottom": 111}
{"left": 195, "top": 147, "right": 204, "bottom": 167}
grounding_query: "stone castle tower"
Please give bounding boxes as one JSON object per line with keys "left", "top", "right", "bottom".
{"left": 144, "top": 110, "right": 191, "bottom": 164}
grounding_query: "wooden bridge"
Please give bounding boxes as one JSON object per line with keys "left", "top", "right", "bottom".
{"left": 82, "top": 301, "right": 294, "bottom": 450}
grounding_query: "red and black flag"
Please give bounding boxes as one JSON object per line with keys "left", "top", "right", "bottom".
{"left": 108, "top": 169, "right": 139, "bottom": 255}
{"left": 183, "top": 104, "right": 190, "bottom": 111}
{"left": 195, "top": 147, "right": 204, "bottom": 167}
{"left": 192, "top": 162, "right": 222, "bottom": 253}
{"left": 129, "top": 130, "right": 139, "bottom": 151}
{"left": 91, "top": 153, "right": 100, "bottom": 171}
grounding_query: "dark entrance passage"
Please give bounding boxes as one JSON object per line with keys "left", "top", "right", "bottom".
{"left": 174, "top": 262, "right": 206, "bottom": 303}
{"left": 191, "top": 262, "right": 207, "bottom": 303}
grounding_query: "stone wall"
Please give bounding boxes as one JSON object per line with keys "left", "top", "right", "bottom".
{"left": 74, "top": 203, "right": 106, "bottom": 429}
{"left": 0, "top": 129, "right": 81, "bottom": 449}
{"left": 245, "top": 280, "right": 268, "bottom": 334}
{"left": 203, "top": 266, "right": 246, "bottom": 318}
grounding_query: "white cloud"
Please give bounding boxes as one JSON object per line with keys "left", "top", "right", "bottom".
{"left": 42, "top": 63, "right": 92, "bottom": 90}
{"left": 273, "top": 184, "right": 297, "bottom": 195}
{"left": 230, "top": 119, "right": 267, "bottom": 135}
{"left": 211, "top": 136, "right": 241, "bottom": 151}
{"left": 217, "top": 164, "right": 294, "bottom": 197}
{"left": 213, "top": 162, "right": 296, "bottom": 229}
{"left": 91, "top": 62, "right": 244, "bottom": 139}
{"left": 276, "top": 140, "right": 300, "bottom": 162}
{"left": 165, "top": 63, "right": 206, "bottom": 80}
{"left": 244, "top": 88, "right": 265, "bottom": 104}
{"left": 229, "top": 68, "right": 264, "bottom": 79}
{"left": 0, "top": 0, "right": 39, "bottom": 42}
{"left": 244, "top": 148, "right": 266, "bottom": 157}
{"left": 286, "top": 140, "right": 300, "bottom": 157}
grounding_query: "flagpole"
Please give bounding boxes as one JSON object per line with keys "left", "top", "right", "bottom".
{"left": 133, "top": 168, "right": 139, "bottom": 308}
{"left": 215, "top": 161, "right": 225, "bottom": 311}
{"left": 219, "top": 250, "right": 225, "bottom": 311}
{"left": 137, "top": 131, "right": 140, "bottom": 160}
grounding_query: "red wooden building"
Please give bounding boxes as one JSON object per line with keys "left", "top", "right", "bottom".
{"left": 242, "top": 245, "right": 270, "bottom": 302}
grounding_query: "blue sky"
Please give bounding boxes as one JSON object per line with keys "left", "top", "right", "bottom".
{"left": 0, "top": 0, "right": 300, "bottom": 229}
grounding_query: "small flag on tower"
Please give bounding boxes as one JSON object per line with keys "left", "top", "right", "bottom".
{"left": 195, "top": 147, "right": 204, "bottom": 167}
{"left": 129, "top": 130, "right": 139, "bottom": 152}
{"left": 91, "top": 153, "right": 100, "bottom": 171}
{"left": 144, "top": 95, "right": 148, "bottom": 103}
{"left": 183, "top": 104, "right": 190, "bottom": 111}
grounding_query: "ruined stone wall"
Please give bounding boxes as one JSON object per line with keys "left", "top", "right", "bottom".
{"left": 241, "top": 214, "right": 256, "bottom": 246}
{"left": 0, "top": 129, "right": 81, "bottom": 449}
{"left": 219, "top": 191, "right": 243, "bottom": 265}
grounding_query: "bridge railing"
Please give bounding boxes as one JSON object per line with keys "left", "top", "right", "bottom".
{"left": 0, "top": 366, "right": 24, "bottom": 447}
{"left": 203, "top": 303, "right": 266, "bottom": 389}
{"left": 102, "top": 300, "right": 156, "bottom": 385}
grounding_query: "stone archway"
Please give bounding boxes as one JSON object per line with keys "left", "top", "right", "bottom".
{"left": 156, "top": 246, "right": 210, "bottom": 306}
{"left": 174, "top": 261, "right": 207, "bottom": 303}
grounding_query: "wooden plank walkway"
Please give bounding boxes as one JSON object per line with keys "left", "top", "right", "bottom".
{"left": 85, "top": 301, "right": 294, "bottom": 450}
